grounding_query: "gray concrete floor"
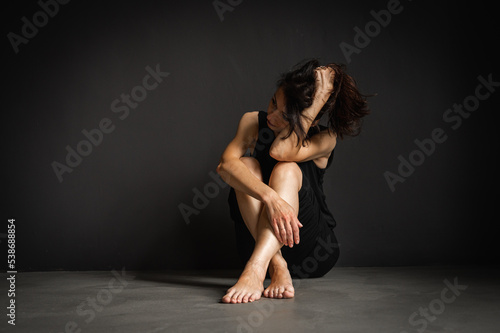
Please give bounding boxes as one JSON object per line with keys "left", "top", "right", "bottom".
{"left": 2, "top": 266, "right": 499, "bottom": 332}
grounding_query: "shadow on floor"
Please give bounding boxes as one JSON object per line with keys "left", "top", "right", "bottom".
{"left": 133, "top": 269, "right": 241, "bottom": 291}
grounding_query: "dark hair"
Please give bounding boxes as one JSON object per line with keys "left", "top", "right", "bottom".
{"left": 277, "top": 58, "right": 371, "bottom": 146}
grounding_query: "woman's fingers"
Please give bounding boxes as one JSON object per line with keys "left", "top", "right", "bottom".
{"left": 285, "top": 219, "right": 294, "bottom": 247}
{"left": 272, "top": 220, "right": 282, "bottom": 244}
{"left": 267, "top": 199, "right": 301, "bottom": 247}
{"left": 292, "top": 218, "right": 301, "bottom": 245}
{"left": 278, "top": 217, "right": 301, "bottom": 248}
{"left": 281, "top": 224, "right": 288, "bottom": 246}
{"left": 273, "top": 219, "right": 291, "bottom": 247}
{"left": 315, "top": 66, "right": 335, "bottom": 91}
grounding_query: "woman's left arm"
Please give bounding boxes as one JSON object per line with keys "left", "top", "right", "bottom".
{"left": 270, "top": 127, "right": 337, "bottom": 163}
{"left": 270, "top": 67, "right": 336, "bottom": 162}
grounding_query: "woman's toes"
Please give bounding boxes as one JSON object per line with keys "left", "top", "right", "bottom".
{"left": 283, "top": 289, "right": 295, "bottom": 298}
{"left": 263, "top": 284, "right": 294, "bottom": 299}
{"left": 222, "top": 289, "right": 234, "bottom": 303}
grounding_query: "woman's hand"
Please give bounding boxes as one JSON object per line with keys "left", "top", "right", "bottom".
{"left": 314, "top": 66, "right": 335, "bottom": 105}
{"left": 265, "top": 194, "right": 303, "bottom": 248}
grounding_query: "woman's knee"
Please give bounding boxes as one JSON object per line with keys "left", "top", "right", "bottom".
{"left": 270, "top": 161, "right": 302, "bottom": 182}
{"left": 240, "top": 156, "right": 263, "bottom": 181}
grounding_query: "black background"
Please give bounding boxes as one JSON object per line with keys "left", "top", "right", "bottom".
{"left": 4, "top": 0, "right": 498, "bottom": 271}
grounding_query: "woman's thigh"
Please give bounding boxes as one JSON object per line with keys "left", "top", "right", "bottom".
{"left": 233, "top": 157, "right": 264, "bottom": 238}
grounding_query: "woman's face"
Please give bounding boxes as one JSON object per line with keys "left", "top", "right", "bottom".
{"left": 266, "top": 87, "right": 289, "bottom": 132}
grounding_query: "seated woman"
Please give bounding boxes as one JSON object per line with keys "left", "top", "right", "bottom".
{"left": 216, "top": 59, "right": 370, "bottom": 304}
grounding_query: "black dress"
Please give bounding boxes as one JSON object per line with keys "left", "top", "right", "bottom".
{"left": 228, "top": 111, "right": 340, "bottom": 278}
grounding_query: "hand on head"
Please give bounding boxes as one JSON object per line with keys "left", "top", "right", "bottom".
{"left": 314, "top": 66, "right": 335, "bottom": 98}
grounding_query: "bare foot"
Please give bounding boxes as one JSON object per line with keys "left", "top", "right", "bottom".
{"left": 263, "top": 264, "right": 295, "bottom": 299}
{"left": 222, "top": 262, "right": 266, "bottom": 304}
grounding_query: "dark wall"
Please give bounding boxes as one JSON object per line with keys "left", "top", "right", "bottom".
{"left": 4, "top": 0, "right": 498, "bottom": 271}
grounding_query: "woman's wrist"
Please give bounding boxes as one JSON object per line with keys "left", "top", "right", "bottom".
{"left": 304, "top": 94, "right": 328, "bottom": 120}
{"left": 262, "top": 187, "right": 279, "bottom": 207}
{"left": 314, "top": 90, "right": 331, "bottom": 106}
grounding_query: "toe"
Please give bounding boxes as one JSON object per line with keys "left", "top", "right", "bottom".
{"left": 279, "top": 286, "right": 286, "bottom": 298}
{"left": 251, "top": 291, "right": 261, "bottom": 302}
{"left": 222, "top": 289, "right": 235, "bottom": 303}
{"left": 235, "top": 291, "right": 244, "bottom": 303}
{"left": 283, "top": 286, "right": 295, "bottom": 298}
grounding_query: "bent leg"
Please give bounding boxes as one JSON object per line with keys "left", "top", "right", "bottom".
{"left": 223, "top": 161, "right": 302, "bottom": 303}
{"left": 263, "top": 162, "right": 302, "bottom": 299}
{"left": 233, "top": 157, "right": 289, "bottom": 271}
{"left": 233, "top": 157, "right": 264, "bottom": 238}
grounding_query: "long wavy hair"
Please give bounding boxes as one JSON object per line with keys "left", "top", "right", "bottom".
{"left": 277, "top": 58, "right": 371, "bottom": 147}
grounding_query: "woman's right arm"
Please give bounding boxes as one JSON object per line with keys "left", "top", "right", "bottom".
{"left": 216, "top": 111, "right": 277, "bottom": 204}
{"left": 217, "top": 111, "right": 302, "bottom": 247}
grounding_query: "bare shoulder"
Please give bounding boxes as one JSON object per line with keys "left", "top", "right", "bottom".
{"left": 237, "top": 111, "right": 259, "bottom": 137}
{"left": 233, "top": 111, "right": 260, "bottom": 149}
{"left": 240, "top": 111, "right": 259, "bottom": 126}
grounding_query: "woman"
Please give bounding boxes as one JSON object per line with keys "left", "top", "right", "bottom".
{"left": 216, "top": 59, "right": 370, "bottom": 304}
